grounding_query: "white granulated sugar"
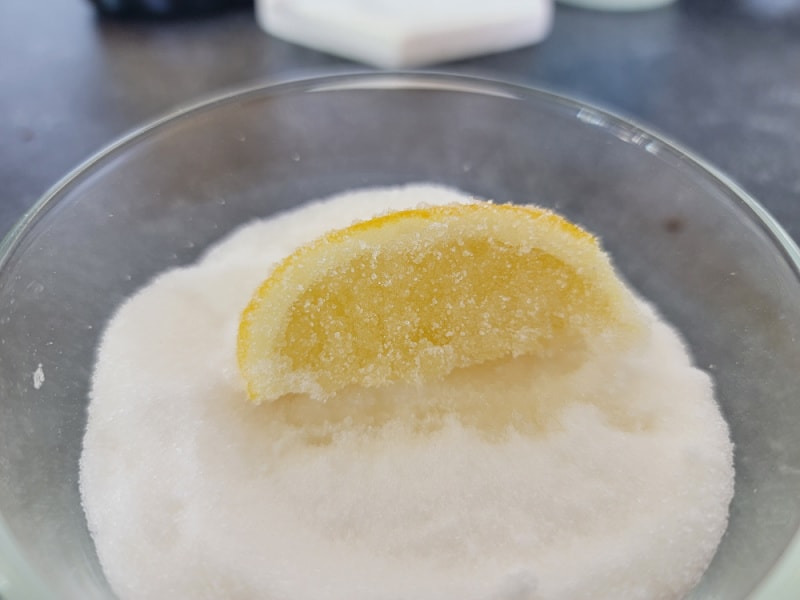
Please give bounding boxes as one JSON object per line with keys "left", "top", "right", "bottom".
{"left": 80, "top": 183, "right": 734, "bottom": 600}
{"left": 32, "top": 363, "right": 44, "bottom": 389}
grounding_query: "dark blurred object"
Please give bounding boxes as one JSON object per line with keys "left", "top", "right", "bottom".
{"left": 89, "top": 0, "right": 253, "bottom": 18}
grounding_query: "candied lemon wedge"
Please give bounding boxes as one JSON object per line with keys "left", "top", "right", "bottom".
{"left": 238, "top": 202, "right": 643, "bottom": 403}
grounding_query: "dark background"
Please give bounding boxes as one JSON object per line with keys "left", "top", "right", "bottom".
{"left": 2, "top": 0, "right": 800, "bottom": 242}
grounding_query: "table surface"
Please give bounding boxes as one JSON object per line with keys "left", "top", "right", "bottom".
{"left": 2, "top": 0, "right": 800, "bottom": 244}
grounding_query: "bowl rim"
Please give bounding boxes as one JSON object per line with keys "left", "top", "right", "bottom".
{"left": 0, "top": 70, "right": 798, "bottom": 600}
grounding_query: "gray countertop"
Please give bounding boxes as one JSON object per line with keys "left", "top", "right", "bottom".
{"left": 2, "top": 0, "right": 800, "bottom": 243}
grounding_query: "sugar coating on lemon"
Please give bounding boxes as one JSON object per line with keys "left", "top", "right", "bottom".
{"left": 238, "top": 202, "right": 643, "bottom": 403}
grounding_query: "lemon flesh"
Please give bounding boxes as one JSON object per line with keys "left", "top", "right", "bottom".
{"left": 238, "top": 202, "right": 642, "bottom": 403}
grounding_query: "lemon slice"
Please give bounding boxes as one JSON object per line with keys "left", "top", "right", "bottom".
{"left": 238, "top": 202, "right": 642, "bottom": 403}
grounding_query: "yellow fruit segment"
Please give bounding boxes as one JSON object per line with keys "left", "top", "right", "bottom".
{"left": 238, "top": 202, "right": 642, "bottom": 403}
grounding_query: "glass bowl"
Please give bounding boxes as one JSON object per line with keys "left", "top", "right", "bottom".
{"left": 0, "top": 73, "right": 798, "bottom": 599}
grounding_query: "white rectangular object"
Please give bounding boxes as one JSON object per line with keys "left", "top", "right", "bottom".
{"left": 257, "top": 0, "right": 553, "bottom": 68}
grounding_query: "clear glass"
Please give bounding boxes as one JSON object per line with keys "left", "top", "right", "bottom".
{"left": 0, "top": 73, "right": 798, "bottom": 599}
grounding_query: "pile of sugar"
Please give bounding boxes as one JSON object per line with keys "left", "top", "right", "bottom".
{"left": 80, "top": 184, "right": 734, "bottom": 600}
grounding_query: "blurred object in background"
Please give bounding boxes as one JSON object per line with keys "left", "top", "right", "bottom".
{"left": 558, "top": 0, "right": 676, "bottom": 9}
{"left": 90, "top": 0, "right": 253, "bottom": 18}
{"left": 256, "top": 0, "right": 553, "bottom": 68}
{"left": 739, "top": 0, "right": 800, "bottom": 19}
